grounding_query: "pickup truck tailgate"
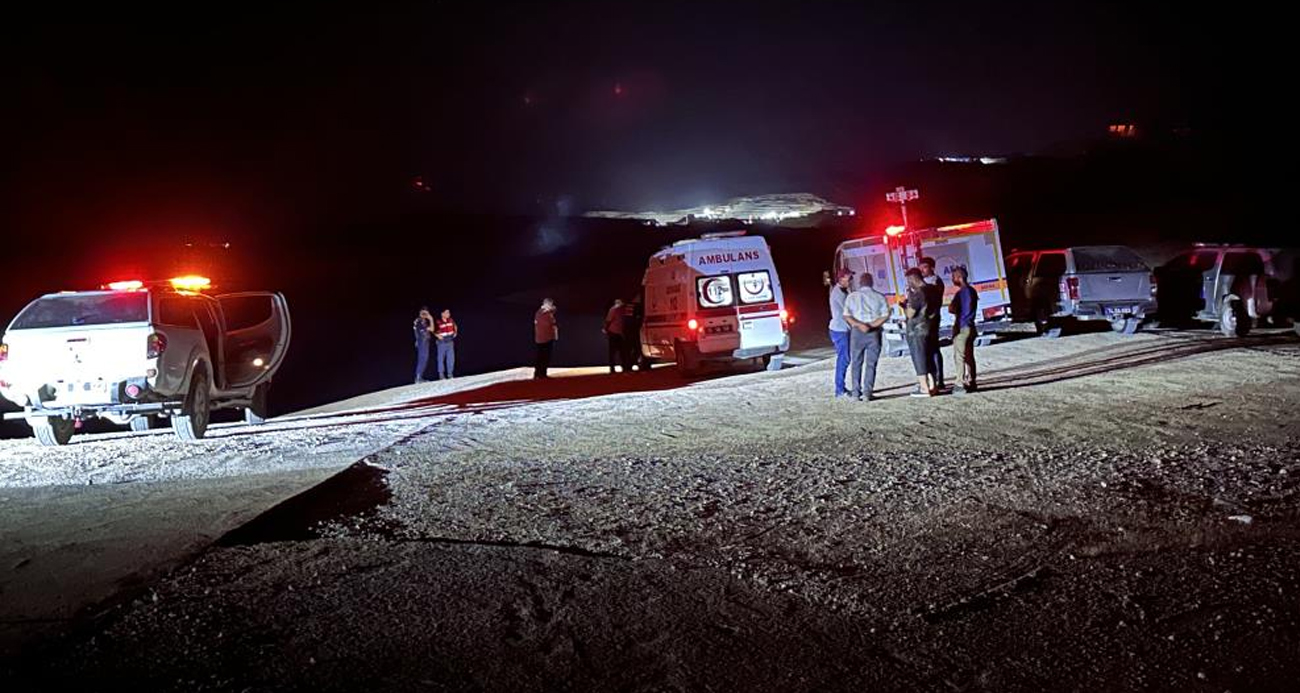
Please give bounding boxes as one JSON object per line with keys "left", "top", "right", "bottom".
{"left": 1077, "top": 272, "right": 1150, "bottom": 302}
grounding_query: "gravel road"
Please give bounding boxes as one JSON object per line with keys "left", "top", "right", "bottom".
{"left": 6, "top": 330, "right": 1300, "bottom": 691}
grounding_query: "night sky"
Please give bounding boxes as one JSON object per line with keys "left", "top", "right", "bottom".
{"left": 2, "top": 1, "right": 1256, "bottom": 245}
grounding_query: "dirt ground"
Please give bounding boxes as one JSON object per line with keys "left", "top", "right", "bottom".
{"left": 5, "top": 329, "right": 1300, "bottom": 691}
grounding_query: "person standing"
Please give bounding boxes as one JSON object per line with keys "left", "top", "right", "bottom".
{"left": 841, "top": 272, "right": 890, "bottom": 401}
{"left": 904, "top": 269, "right": 937, "bottom": 397}
{"left": 948, "top": 267, "right": 979, "bottom": 393}
{"left": 827, "top": 269, "right": 854, "bottom": 398}
{"left": 412, "top": 307, "right": 435, "bottom": 384}
{"left": 919, "top": 257, "right": 946, "bottom": 390}
{"left": 434, "top": 309, "right": 458, "bottom": 380}
{"left": 603, "top": 298, "right": 626, "bottom": 374}
{"left": 534, "top": 298, "right": 558, "bottom": 379}
{"left": 622, "top": 296, "right": 646, "bottom": 372}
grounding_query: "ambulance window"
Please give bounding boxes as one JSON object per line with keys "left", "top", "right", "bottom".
{"left": 736, "top": 271, "right": 773, "bottom": 304}
{"left": 696, "top": 275, "right": 734, "bottom": 308}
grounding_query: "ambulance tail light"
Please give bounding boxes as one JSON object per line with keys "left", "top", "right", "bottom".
{"left": 780, "top": 308, "right": 793, "bottom": 330}
{"left": 982, "top": 305, "right": 1008, "bottom": 321}
{"left": 687, "top": 318, "right": 700, "bottom": 332}
{"left": 1149, "top": 273, "right": 1158, "bottom": 296}
{"left": 1060, "top": 276, "right": 1080, "bottom": 301}
{"left": 146, "top": 332, "right": 168, "bottom": 359}
{"left": 0, "top": 343, "right": 8, "bottom": 363}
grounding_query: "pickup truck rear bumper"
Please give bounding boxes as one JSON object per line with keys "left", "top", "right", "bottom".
{"left": 1058, "top": 300, "right": 1156, "bottom": 321}
{"left": 4, "top": 401, "right": 182, "bottom": 421}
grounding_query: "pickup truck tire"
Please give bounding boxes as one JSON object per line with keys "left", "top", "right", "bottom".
{"left": 243, "top": 383, "right": 270, "bottom": 425}
{"left": 31, "top": 417, "right": 75, "bottom": 446}
{"left": 129, "top": 415, "right": 159, "bottom": 432}
{"left": 674, "top": 339, "right": 700, "bottom": 377}
{"left": 1220, "top": 299, "right": 1251, "bottom": 338}
{"left": 172, "top": 371, "right": 211, "bottom": 442}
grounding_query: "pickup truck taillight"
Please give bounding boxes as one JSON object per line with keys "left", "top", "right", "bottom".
{"left": 146, "top": 333, "right": 168, "bottom": 359}
{"left": 1060, "top": 276, "right": 1080, "bottom": 301}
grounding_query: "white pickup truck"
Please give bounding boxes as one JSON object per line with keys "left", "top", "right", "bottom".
{"left": 0, "top": 278, "right": 290, "bottom": 445}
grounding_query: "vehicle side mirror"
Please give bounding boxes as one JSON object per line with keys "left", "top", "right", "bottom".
{"left": 822, "top": 270, "right": 831, "bottom": 287}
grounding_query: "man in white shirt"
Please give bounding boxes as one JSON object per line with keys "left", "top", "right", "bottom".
{"left": 842, "top": 272, "right": 891, "bottom": 401}
{"left": 827, "top": 269, "right": 854, "bottom": 398}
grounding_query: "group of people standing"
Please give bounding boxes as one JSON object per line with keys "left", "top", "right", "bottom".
{"left": 413, "top": 307, "right": 459, "bottom": 383}
{"left": 416, "top": 297, "right": 648, "bottom": 384}
{"left": 602, "top": 297, "right": 648, "bottom": 375}
{"left": 829, "top": 257, "right": 979, "bottom": 401}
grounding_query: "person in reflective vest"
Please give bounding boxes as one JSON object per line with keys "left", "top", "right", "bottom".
{"left": 434, "top": 309, "right": 458, "bottom": 380}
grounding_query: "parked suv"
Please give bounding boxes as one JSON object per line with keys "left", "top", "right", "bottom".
{"left": 1155, "top": 245, "right": 1300, "bottom": 337}
{"left": 0, "top": 278, "right": 291, "bottom": 445}
{"left": 1006, "top": 245, "right": 1157, "bottom": 336}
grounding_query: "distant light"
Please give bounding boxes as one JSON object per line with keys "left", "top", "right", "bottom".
{"left": 885, "top": 225, "right": 906, "bottom": 237}
{"left": 169, "top": 275, "right": 211, "bottom": 291}
{"left": 614, "top": 82, "right": 624, "bottom": 96}
{"left": 252, "top": 357, "right": 265, "bottom": 367}
{"left": 107, "top": 280, "right": 144, "bottom": 291}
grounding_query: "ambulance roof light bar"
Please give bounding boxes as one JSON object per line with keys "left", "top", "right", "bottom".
{"left": 105, "top": 280, "right": 145, "bottom": 291}
{"left": 699, "top": 230, "right": 748, "bottom": 239}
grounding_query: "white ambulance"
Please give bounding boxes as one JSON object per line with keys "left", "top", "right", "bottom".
{"left": 831, "top": 219, "right": 1012, "bottom": 357}
{"left": 640, "top": 232, "right": 791, "bottom": 374}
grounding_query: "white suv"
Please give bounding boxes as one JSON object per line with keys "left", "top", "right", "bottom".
{"left": 0, "top": 278, "right": 290, "bottom": 445}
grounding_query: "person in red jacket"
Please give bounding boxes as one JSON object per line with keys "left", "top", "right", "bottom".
{"left": 434, "top": 309, "right": 458, "bottom": 380}
{"left": 603, "top": 298, "right": 627, "bottom": 374}
{"left": 533, "top": 298, "right": 558, "bottom": 379}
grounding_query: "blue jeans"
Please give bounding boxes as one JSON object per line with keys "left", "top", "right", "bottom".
{"left": 436, "top": 340, "right": 455, "bottom": 379}
{"left": 414, "top": 341, "right": 430, "bottom": 383}
{"left": 829, "top": 329, "right": 850, "bottom": 395}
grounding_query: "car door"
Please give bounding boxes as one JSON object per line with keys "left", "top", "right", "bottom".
{"left": 1219, "top": 251, "right": 1268, "bottom": 314}
{"left": 215, "top": 292, "right": 291, "bottom": 391}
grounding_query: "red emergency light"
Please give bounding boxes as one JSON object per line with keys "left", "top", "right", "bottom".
{"left": 885, "top": 225, "right": 906, "bottom": 237}
{"left": 107, "top": 280, "right": 144, "bottom": 291}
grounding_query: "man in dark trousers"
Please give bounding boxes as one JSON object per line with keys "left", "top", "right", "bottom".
{"left": 622, "top": 296, "right": 646, "bottom": 372}
{"left": 413, "top": 307, "right": 434, "bottom": 384}
{"left": 919, "top": 257, "right": 946, "bottom": 391}
{"left": 603, "top": 298, "right": 626, "bottom": 373}
{"left": 534, "top": 298, "right": 558, "bottom": 379}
